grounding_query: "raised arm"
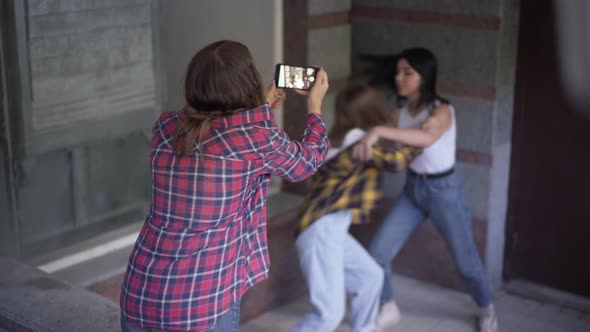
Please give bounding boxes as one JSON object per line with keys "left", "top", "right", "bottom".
{"left": 370, "top": 145, "right": 422, "bottom": 172}
{"left": 353, "top": 104, "right": 451, "bottom": 160}
{"left": 372, "top": 104, "right": 451, "bottom": 147}
{"left": 262, "top": 113, "right": 329, "bottom": 182}
{"left": 261, "top": 68, "right": 330, "bottom": 182}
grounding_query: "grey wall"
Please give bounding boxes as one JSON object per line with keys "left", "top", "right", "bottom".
{"left": 26, "top": 0, "right": 159, "bottom": 154}
{"left": 486, "top": 0, "right": 520, "bottom": 289}
{"left": 2, "top": 0, "right": 286, "bottom": 258}
{"left": 307, "top": 0, "right": 352, "bottom": 131}
{"left": 1, "top": 1, "right": 520, "bottom": 290}
{"left": 0, "top": 10, "right": 19, "bottom": 256}
{"left": 1, "top": 0, "right": 159, "bottom": 257}
{"left": 28, "top": 0, "right": 156, "bottom": 129}
{"left": 159, "top": 0, "right": 282, "bottom": 113}
{"left": 0, "top": 152, "right": 19, "bottom": 256}
{"left": 159, "top": 0, "right": 283, "bottom": 193}
{"left": 17, "top": 135, "right": 151, "bottom": 248}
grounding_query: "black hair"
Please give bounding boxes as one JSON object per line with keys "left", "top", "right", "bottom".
{"left": 364, "top": 47, "right": 448, "bottom": 108}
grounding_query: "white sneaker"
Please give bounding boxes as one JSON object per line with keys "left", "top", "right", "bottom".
{"left": 375, "top": 301, "right": 401, "bottom": 331}
{"left": 479, "top": 304, "right": 498, "bottom": 332}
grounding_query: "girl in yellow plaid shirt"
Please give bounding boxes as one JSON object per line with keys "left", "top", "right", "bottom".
{"left": 292, "top": 85, "right": 420, "bottom": 332}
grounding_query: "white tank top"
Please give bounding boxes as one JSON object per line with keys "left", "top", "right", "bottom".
{"left": 397, "top": 102, "right": 456, "bottom": 174}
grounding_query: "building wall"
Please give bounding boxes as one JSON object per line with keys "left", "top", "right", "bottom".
{"left": 0, "top": 0, "right": 160, "bottom": 259}
{"left": 159, "top": 0, "right": 282, "bottom": 112}
{"left": 279, "top": 0, "right": 352, "bottom": 195}
{"left": 307, "top": 0, "right": 352, "bottom": 130}
{"left": 0, "top": 152, "right": 18, "bottom": 256}
{"left": 0, "top": 21, "right": 19, "bottom": 256}
{"left": 1, "top": 0, "right": 158, "bottom": 258}
{"left": 486, "top": 0, "right": 520, "bottom": 289}
{"left": 25, "top": 0, "right": 158, "bottom": 154}
{"left": 349, "top": 0, "right": 520, "bottom": 289}
{"left": 159, "top": 0, "right": 283, "bottom": 193}
{"left": 2, "top": 0, "right": 286, "bottom": 258}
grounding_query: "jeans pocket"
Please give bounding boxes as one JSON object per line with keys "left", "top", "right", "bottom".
{"left": 426, "top": 177, "right": 455, "bottom": 192}
{"left": 426, "top": 176, "right": 456, "bottom": 193}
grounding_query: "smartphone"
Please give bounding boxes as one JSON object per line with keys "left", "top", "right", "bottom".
{"left": 274, "top": 64, "right": 319, "bottom": 91}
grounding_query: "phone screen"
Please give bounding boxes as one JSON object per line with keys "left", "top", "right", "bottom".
{"left": 275, "top": 64, "right": 318, "bottom": 90}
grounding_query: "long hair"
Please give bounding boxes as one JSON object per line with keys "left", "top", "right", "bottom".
{"left": 366, "top": 47, "right": 448, "bottom": 108}
{"left": 329, "top": 85, "right": 389, "bottom": 147}
{"left": 174, "top": 40, "right": 265, "bottom": 156}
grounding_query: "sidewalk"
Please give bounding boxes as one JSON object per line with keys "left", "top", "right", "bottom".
{"left": 240, "top": 274, "right": 590, "bottom": 332}
{"left": 24, "top": 189, "right": 590, "bottom": 332}
{"left": 3, "top": 260, "right": 587, "bottom": 332}
{"left": 0, "top": 257, "right": 120, "bottom": 332}
{"left": 54, "top": 227, "right": 589, "bottom": 332}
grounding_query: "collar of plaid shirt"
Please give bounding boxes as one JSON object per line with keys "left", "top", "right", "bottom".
{"left": 208, "top": 104, "right": 274, "bottom": 128}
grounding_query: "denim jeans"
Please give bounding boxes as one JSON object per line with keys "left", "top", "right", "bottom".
{"left": 120, "top": 300, "right": 241, "bottom": 332}
{"left": 292, "top": 210, "right": 383, "bottom": 332}
{"left": 369, "top": 171, "right": 492, "bottom": 307}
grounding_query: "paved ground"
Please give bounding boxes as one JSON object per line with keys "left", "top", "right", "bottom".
{"left": 240, "top": 274, "right": 590, "bottom": 332}
{"left": 0, "top": 257, "right": 120, "bottom": 332}
{"left": 8, "top": 189, "right": 587, "bottom": 332}
{"left": 42, "top": 230, "right": 589, "bottom": 332}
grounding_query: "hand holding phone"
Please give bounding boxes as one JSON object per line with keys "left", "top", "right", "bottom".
{"left": 307, "top": 68, "right": 329, "bottom": 114}
{"left": 264, "top": 81, "right": 286, "bottom": 109}
{"left": 274, "top": 64, "right": 319, "bottom": 91}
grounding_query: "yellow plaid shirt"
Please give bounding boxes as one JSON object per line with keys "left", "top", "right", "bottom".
{"left": 296, "top": 145, "right": 421, "bottom": 234}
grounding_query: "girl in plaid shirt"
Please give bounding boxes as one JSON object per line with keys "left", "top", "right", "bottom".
{"left": 292, "top": 85, "right": 420, "bottom": 332}
{"left": 120, "top": 40, "right": 330, "bottom": 332}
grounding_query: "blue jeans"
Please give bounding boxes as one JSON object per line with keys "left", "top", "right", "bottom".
{"left": 120, "top": 300, "right": 241, "bottom": 332}
{"left": 369, "top": 171, "right": 492, "bottom": 307}
{"left": 292, "top": 210, "right": 382, "bottom": 332}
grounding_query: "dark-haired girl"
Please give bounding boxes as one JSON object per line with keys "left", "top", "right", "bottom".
{"left": 354, "top": 48, "right": 498, "bottom": 332}
{"left": 120, "top": 40, "right": 330, "bottom": 332}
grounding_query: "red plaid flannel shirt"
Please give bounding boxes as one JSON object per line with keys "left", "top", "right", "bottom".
{"left": 120, "top": 105, "right": 328, "bottom": 331}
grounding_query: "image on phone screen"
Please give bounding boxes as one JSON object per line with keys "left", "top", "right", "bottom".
{"left": 275, "top": 64, "right": 318, "bottom": 91}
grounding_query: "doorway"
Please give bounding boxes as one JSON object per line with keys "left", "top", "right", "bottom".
{"left": 505, "top": 0, "right": 590, "bottom": 297}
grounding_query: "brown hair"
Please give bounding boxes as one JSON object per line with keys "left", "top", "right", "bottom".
{"left": 174, "top": 40, "right": 266, "bottom": 156}
{"left": 329, "top": 84, "right": 389, "bottom": 147}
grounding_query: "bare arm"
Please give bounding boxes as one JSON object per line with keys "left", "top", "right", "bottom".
{"left": 374, "top": 104, "right": 452, "bottom": 147}
{"left": 353, "top": 104, "right": 452, "bottom": 160}
{"left": 262, "top": 113, "right": 329, "bottom": 182}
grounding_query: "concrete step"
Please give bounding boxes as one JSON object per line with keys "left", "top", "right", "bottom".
{"left": 0, "top": 257, "right": 120, "bottom": 332}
